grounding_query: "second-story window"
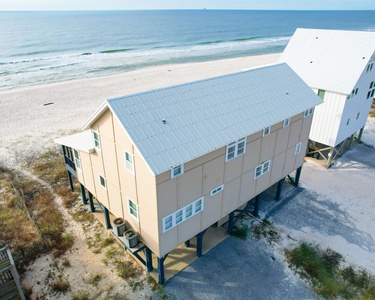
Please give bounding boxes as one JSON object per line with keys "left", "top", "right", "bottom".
{"left": 171, "top": 164, "right": 184, "bottom": 178}
{"left": 73, "top": 149, "right": 81, "bottom": 169}
{"left": 283, "top": 118, "right": 290, "bottom": 127}
{"left": 226, "top": 137, "right": 246, "bottom": 161}
{"left": 263, "top": 126, "right": 271, "bottom": 137}
{"left": 125, "top": 151, "right": 134, "bottom": 174}
{"left": 92, "top": 130, "right": 101, "bottom": 149}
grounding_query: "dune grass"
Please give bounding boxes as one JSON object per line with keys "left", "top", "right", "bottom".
{"left": 286, "top": 242, "right": 375, "bottom": 299}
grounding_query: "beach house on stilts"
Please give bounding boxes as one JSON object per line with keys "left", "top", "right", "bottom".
{"left": 279, "top": 28, "right": 375, "bottom": 167}
{"left": 55, "top": 63, "right": 322, "bottom": 283}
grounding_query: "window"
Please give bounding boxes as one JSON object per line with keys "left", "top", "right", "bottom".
{"left": 194, "top": 198, "right": 203, "bottom": 213}
{"left": 255, "top": 165, "right": 262, "bottom": 179}
{"left": 263, "top": 160, "right": 270, "bottom": 173}
{"left": 99, "top": 175, "right": 106, "bottom": 189}
{"left": 346, "top": 118, "right": 350, "bottom": 126}
{"left": 318, "top": 89, "right": 325, "bottom": 100}
{"left": 295, "top": 142, "right": 302, "bottom": 155}
{"left": 185, "top": 204, "right": 193, "bottom": 219}
{"left": 175, "top": 209, "right": 183, "bottom": 224}
{"left": 254, "top": 160, "right": 271, "bottom": 179}
{"left": 128, "top": 199, "right": 139, "bottom": 220}
{"left": 371, "top": 89, "right": 375, "bottom": 98}
{"left": 367, "top": 91, "right": 371, "bottom": 99}
{"left": 283, "top": 118, "right": 290, "bottom": 127}
{"left": 263, "top": 126, "right": 271, "bottom": 137}
{"left": 370, "top": 82, "right": 374, "bottom": 89}
{"left": 237, "top": 138, "right": 246, "bottom": 156}
{"left": 171, "top": 164, "right": 184, "bottom": 178}
{"left": 125, "top": 151, "right": 134, "bottom": 174}
{"left": 226, "top": 137, "right": 246, "bottom": 161}
{"left": 163, "top": 215, "right": 173, "bottom": 232}
{"left": 210, "top": 184, "right": 224, "bottom": 197}
{"left": 355, "top": 88, "right": 358, "bottom": 95}
{"left": 356, "top": 112, "right": 360, "bottom": 120}
{"left": 304, "top": 108, "right": 314, "bottom": 118}
{"left": 162, "top": 197, "right": 204, "bottom": 233}
{"left": 73, "top": 149, "right": 81, "bottom": 169}
{"left": 92, "top": 130, "right": 100, "bottom": 149}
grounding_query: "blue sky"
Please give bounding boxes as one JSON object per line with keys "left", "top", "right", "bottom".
{"left": 0, "top": 0, "right": 374, "bottom": 11}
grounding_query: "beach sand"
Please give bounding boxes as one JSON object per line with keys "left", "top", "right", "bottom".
{"left": 0, "top": 53, "right": 280, "bottom": 140}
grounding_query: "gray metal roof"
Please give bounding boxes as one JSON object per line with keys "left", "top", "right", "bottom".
{"left": 279, "top": 28, "right": 375, "bottom": 95}
{"left": 107, "top": 63, "right": 322, "bottom": 175}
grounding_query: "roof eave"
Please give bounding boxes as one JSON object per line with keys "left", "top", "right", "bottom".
{"left": 82, "top": 100, "right": 109, "bottom": 130}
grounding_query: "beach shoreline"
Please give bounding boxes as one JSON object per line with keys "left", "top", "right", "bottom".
{"left": 0, "top": 53, "right": 280, "bottom": 166}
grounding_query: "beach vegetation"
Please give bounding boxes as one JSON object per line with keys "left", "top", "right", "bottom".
{"left": 286, "top": 242, "right": 375, "bottom": 299}
{"left": 0, "top": 162, "right": 71, "bottom": 268}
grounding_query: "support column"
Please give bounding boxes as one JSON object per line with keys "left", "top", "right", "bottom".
{"left": 295, "top": 166, "right": 302, "bottom": 187}
{"left": 145, "top": 247, "right": 153, "bottom": 272}
{"left": 88, "top": 192, "right": 95, "bottom": 212}
{"left": 358, "top": 126, "right": 364, "bottom": 142}
{"left": 157, "top": 255, "right": 168, "bottom": 284}
{"left": 349, "top": 133, "right": 355, "bottom": 149}
{"left": 275, "top": 178, "right": 285, "bottom": 201}
{"left": 327, "top": 147, "right": 334, "bottom": 167}
{"left": 253, "top": 195, "right": 260, "bottom": 217}
{"left": 80, "top": 183, "right": 87, "bottom": 204}
{"left": 195, "top": 229, "right": 207, "bottom": 257}
{"left": 227, "top": 211, "right": 235, "bottom": 234}
{"left": 67, "top": 170, "right": 74, "bottom": 192}
{"left": 103, "top": 207, "right": 111, "bottom": 230}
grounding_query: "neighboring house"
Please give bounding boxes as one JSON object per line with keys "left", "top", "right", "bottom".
{"left": 279, "top": 28, "right": 375, "bottom": 166}
{"left": 55, "top": 63, "right": 322, "bottom": 283}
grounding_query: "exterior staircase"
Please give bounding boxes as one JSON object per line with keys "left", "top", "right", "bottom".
{"left": 0, "top": 246, "right": 25, "bottom": 300}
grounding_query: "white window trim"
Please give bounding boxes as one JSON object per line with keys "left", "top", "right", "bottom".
{"left": 171, "top": 164, "right": 184, "bottom": 178}
{"left": 263, "top": 126, "right": 271, "bottom": 137}
{"left": 304, "top": 107, "right": 314, "bottom": 118}
{"left": 128, "top": 198, "right": 139, "bottom": 221}
{"left": 226, "top": 137, "right": 246, "bottom": 162}
{"left": 162, "top": 197, "right": 204, "bottom": 233}
{"left": 210, "top": 184, "right": 224, "bottom": 197}
{"left": 295, "top": 142, "right": 302, "bottom": 156}
{"left": 254, "top": 160, "right": 271, "bottom": 179}
{"left": 99, "top": 174, "right": 106, "bottom": 189}
{"left": 125, "top": 151, "right": 135, "bottom": 174}
{"left": 283, "top": 118, "right": 290, "bottom": 127}
{"left": 73, "top": 149, "right": 81, "bottom": 169}
{"left": 92, "top": 130, "right": 101, "bottom": 150}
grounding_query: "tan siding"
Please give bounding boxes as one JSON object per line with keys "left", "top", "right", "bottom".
{"left": 255, "top": 168, "right": 271, "bottom": 195}
{"left": 242, "top": 138, "right": 261, "bottom": 174}
{"left": 224, "top": 155, "right": 243, "bottom": 183}
{"left": 177, "top": 166, "right": 203, "bottom": 208}
{"left": 221, "top": 177, "right": 241, "bottom": 217}
{"left": 203, "top": 156, "right": 225, "bottom": 195}
{"left": 270, "top": 151, "right": 287, "bottom": 185}
{"left": 201, "top": 193, "right": 222, "bottom": 229}
{"left": 274, "top": 126, "right": 290, "bottom": 156}
{"left": 157, "top": 179, "right": 178, "bottom": 217}
{"left": 284, "top": 146, "right": 297, "bottom": 175}
{"left": 177, "top": 216, "right": 201, "bottom": 245}
{"left": 239, "top": 169, "right": 256, "bottom": 205}
{"left": 259, "top": 131, "right": 277, "bottom": 162}
{"left": 185, "top": 147, "right": 225, "bottom": 172}
{"left": 288, "top": 119, "right": 303, "bottom": 147}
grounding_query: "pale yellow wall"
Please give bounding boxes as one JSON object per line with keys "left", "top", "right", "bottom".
{"left": 72, "top": 108, "right": 160, "bottom": 256}
{"left": 155, "top": 112, "right": 313, "bottom": 257}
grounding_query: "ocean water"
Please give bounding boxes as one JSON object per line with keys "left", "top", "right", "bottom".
{"left": 0, "top": 10, "right": 374, "bottom": 91}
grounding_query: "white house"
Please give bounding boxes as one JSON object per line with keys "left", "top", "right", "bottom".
{"left": 279, "top": 28, "right": 375, "bottom": 166}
